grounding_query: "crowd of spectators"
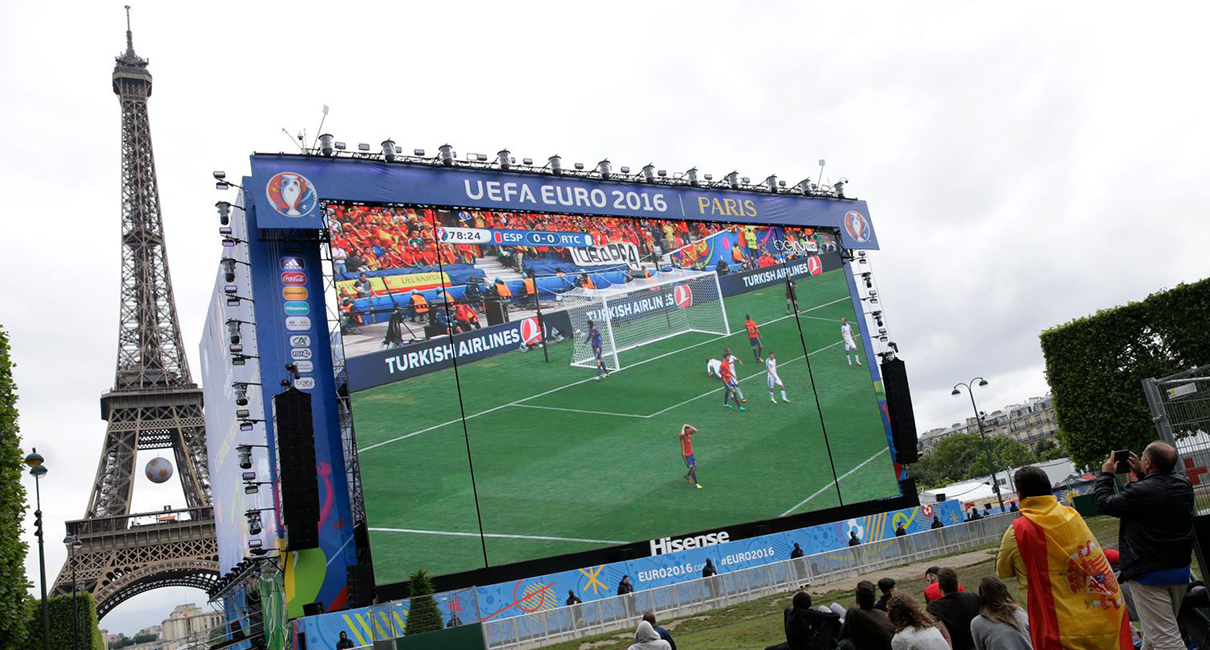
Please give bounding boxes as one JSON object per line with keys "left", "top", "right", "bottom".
{"left": 616, "top": 442, "right": 1199, "bottom": 650}
{"left": 327, "top": 204, "right": 828, "bottom": 282}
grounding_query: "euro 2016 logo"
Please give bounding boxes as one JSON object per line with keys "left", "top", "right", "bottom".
{"left": 844, "top": 211, "right": 871, "bottom": 243}
{"left": 266, "top": 172, "right": 318, "bottom": 218}
{"left": 673, "top": 284, "right": 693, "bottom": 309}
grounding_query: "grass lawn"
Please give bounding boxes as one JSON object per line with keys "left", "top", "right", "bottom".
{"left": 350, "top": 268, "right": 900, "bottom": 583}
{"left": 541, "top": 516, "right": 1124, "bottom": 650}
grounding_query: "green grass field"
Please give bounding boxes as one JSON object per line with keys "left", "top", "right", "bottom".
{"left": 351, "top": 269, "right": 900, "bottom": 584}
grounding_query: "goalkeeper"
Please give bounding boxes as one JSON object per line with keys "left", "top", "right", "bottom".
{"left": 586, "top": 320, "right": 609, "bottom": 380}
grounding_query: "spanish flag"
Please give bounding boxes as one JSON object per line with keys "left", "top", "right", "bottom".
{"left": 1013, "top": 496, "right": 1131, "bottom": 649}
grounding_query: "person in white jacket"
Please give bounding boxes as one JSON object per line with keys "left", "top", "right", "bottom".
{"left": 629, "top": 620, "right": 672, "bottom": 650}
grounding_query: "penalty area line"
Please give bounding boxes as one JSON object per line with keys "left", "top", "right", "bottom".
{"left": 780, "top": 447, "right": 891, "bottom": 517}
{"left": 368, "top": 527, "right": 628, "bottom": 545}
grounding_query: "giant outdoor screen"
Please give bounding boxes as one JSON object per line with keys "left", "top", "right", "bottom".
{"left": 326, "top": 203, "right": 900, "bottom": 584}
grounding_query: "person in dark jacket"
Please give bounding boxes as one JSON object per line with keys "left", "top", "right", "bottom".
{"left": 618, "top": 575, "right": 636, "bottom": 617}
{"left": 925, "top": 568, "right": 980, "bottom": 650}
{"left": 1094, "top": 442, "right": 1194, "bottom": 650}
{"left": 847, "top": 530, "right": 861, "bottom": 546}
{"left": 790, "top": 542, "right": 804, "bottom": 559}
{"left": 643, "top": 611, "right": 677, "bottom": 650}
{"left": 566, "top": 590, "right": 582, "bottom": 606}
{"left": 839, "top": 581, "right": 893, "bottom": 650}
{"left": 875, "top": 577, "right": 896, "bottom": 611}
{"left": 765, "top": 591, "right": 840, "bottom": 650}
{"left": 894, "top": 523, "right": 907, "bottom": 537}
{"left": 930, "top": 516, "right": 944, "bottom": 530}
{"left": 702, "top": 558, "right": 717, "bottom": 578}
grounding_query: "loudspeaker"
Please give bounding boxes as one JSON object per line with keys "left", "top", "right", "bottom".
{"left": 274, "top": 388, "right": 319, "bottom": 550}
{"left": 347, "top": 563, "right": 376, "bottom": 608}
{"left": 486, "top": 299, "right": 509, "bottom": 326}
{"left": 302, "top": 601, "right": 324, "bottom": 617}
{"left": 936, "top": 493, "right": 947, "bottom": 502}
{"left": 880, "top": 357, "right": 919, "bottom": 464}
{"left": 424, "top": 322, "right": 447, "bottom": 339}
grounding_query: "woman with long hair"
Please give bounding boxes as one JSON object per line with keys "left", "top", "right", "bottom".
{"left": 887, "top": 595, "right": 951, "bottom": 650}
{"left": 970, "top": 576, "right": 1032, "bottom": 649}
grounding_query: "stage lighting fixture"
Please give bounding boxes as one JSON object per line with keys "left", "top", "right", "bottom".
{"left": 548, "top": 155, "right": 563, "bottom": 175}
{"left": 213, "top": 171, "right": 226, "bottom": 180}
{"left": 224, "top": 284, "right": 238, "bottom": 295}
{"left": 216, "top": 201, "right": 231, "bottom": 226}
{"left": 226, "top": 297, "right": 240, "bottom": 307}
{"left": 497, "top": 149, "right": 511, "bottom": 170}
{"left": 247, "top": 513, "right": 262, "bottom": 536}
{"left": 240, "top": 422, "right": 254, "bottom": 431}
{"left": 381, "top": 139, "right": 396, "bottom": 162}
{"left": 574, "top": 162, "right": 585, "bottom": 171}
{"left": 230, "top": 345, "right": 244, "bottom": 356}
{"left": 834, "top": 178, "right": 847, "bottom": 198}
{"left": 522, "top": 157, "right": 533, "bottom": 165}
{"left": 219, "top": 226, "right": 233, "bottom": 237}
{"left": 742, "top": 176, "right": 751, "bottom": 185}
{"left": 642, "top": 164, "right": 656, "bottom": 183}
{"left": 244, "top": 485, "right": 258, "bottom": 495}
{"left": 237, "top": 445, "right": 252, "bottom": 470}
{"left": 878, "top": 327, "right": 887, "bottom": 335}
{"left": 413, "top": 148, "right": 426, "bottom": 156}
{"left": 221, "top": 258, "right": 237, "bottom": 282}
{"left": 868, "top": 289, "right": 878, "bottom": 297}
{"left": 318, "top": 134, "right": 334, "bottom": 157}
{"left": 597, "top": 159, "right": 612, "bottom": 179}
{"left": 231, "top": 355, "right": 245, "bottom": 366}
{"left": 285, "top": 363, "right": 301, "bottom": 380}
{"left": 438, "top": 144, "right": 455, "bottom": 166}
{"left": 356, "top": 143, "right": 370, "bottom": 152}
{"left": 704, "top": 173, "right": 713, "bottom": 181}
{"left": 236, "top": 408, "right": 250, "bottom": 419}
{"left": 686, "top": 168, "right": 700, "bottom": 187}
{"left": 862, "top": 272, "right": 872, "bottom": 288}
{"left": 620, "top": 166, "right": 630, "bottom": 174}
{"left": 216, "top": 181, "right": 230, "bottom": 190}
{"left": 764, "top": 175, "right": 778, "bottom": 192}
{"left": 248, "top": 539, "right": 263, "bottom": 550}
{"left": 222, "top": 238, "right": 237, "bottom": 248}
{"left": 657, "top": 169, "right": 667, "bottom": 177}
{"left": 334, "top": 141, "right": 346, "bottom": 150}
{"left": 725, "top": 172, "right": 740, "bottom": 189}
{"left": 235, "top": 386, "right": 249, "bottom": 407}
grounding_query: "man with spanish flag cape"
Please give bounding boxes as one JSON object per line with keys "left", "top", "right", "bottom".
{"left": 997, "top": 466, "right": 1130, "bottom": 649}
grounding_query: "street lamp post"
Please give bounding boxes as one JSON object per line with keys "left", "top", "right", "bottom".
{"left": 952, "top": 378, "right": 1006, "bottom": 512}
{"left": 24, "top": 449, "right": 50, "bottom": 650}
{"left": 65, "top": 535, "right": 82, "bottom": 650}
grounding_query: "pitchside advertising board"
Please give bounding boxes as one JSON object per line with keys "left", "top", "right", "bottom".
{"left": 240, "top": 153, "right": 905, "bottom": 609}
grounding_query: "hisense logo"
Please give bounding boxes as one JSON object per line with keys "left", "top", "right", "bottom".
{"left": 649, "top": 530, "right": 730, "bottom": 556}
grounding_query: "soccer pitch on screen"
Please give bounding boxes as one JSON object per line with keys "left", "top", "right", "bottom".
{"left": 348, "top": 258, "right": 899, "bottom": 584}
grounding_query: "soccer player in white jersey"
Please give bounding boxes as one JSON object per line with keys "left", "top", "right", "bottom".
{"left": 724, "top": 347, "right": 747, "bottom": 403}
{"left": 766, "top": 353, "right": 789, "bottom": 403}
{"left": 841, "top": 317, "right": 862, "bottom": 366}
{"left": 706, "top": 357, "right": 723, "bottom": 378}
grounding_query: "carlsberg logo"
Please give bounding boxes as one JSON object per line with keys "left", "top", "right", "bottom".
{"left": 649, "top": 531, "right": 730, "bottom": 556}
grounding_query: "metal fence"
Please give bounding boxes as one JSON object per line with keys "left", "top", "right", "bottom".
{"left": 482, "top": 513, "right": 1017, "bottom": 650}
{"left": 1145, "top": 367, "right": 1210, "bottom": 511}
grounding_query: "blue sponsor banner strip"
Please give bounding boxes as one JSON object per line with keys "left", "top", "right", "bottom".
{"left": 246, "top": 155, "right": 879, "bottom": 251}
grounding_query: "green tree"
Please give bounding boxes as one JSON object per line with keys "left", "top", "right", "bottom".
{"left": 909, "top": 433, "right": 1039, "bottom": 489}
{"left": 1040, "top": 278, "right": 1210, "bottom": 468}
{"left": 26, "top": 592, "right": 104, "bottom": 650}
{"left": 1032, "top": 439, "right": 1068, "bottom": 462}
{"left": 0, "top": 327, "right": 31, "bottom": 648}
{"left": 404, "top": 570, "right": 443, "bottom": 636}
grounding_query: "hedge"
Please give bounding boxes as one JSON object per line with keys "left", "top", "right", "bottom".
{"left": 0, "top": 327, "right": 31, "bottom": 649}
{"left": 26, "top": 592, "right": 104, "bottom": 650}
{"left": 1040, "top": 277, "right": 1210, "bottom": 469}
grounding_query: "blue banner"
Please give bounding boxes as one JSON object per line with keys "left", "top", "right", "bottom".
{"left": 247, "top": 155, "right": 879, "bottom": 251}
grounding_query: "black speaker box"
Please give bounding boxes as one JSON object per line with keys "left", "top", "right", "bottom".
{"left": 486, "top": 299, "right": 510, "bottom": 326}
{"left": 274, "top": 388, "right": 319, "bottom": 550}
{"left": 880, "top": 357, "right": 920, "bottom": 464}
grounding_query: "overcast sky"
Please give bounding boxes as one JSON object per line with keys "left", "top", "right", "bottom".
{"left": 2, "top": 0, "right": 1208, "bottom": 636}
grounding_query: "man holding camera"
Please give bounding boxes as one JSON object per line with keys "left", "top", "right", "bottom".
{"left": 1094, "top": 442, "right": 1194, "bottom": 650}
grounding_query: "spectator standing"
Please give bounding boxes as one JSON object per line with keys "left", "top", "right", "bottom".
{"left": 895, "top": 523, "right": 907, "bottom": 537}
{"left": 1095, "top": 442, "right": 1194, "bottom": 650}
{"left": 931, "top": 516, "right": 944, "bottom": 530}
{"left": 848, "top": 530, "right": 861, "bottom": 547}
{"left": 332, "top": 245, "right": 349, "bottom": 275}
{"left": 969, "top": 576, "right": 1031, "bottom": 650}
{"left": 925, "top": 568, "right": 981, "bottom": 650}
{"left": 642, "top": 612, "right": 677, "bottom": 650}
{"left": 790, "top": 542, "right": 804, "bottom": 559}
{"left": 886, "top": 595, "right": 950, "bottom": 650}
{"left": 618, "top": 575, "right": 635, "bottom": 618}
{"left": 702, "top": 558, "right": 719, "bottom": 599}
{"left": 838, "top": 581, "right": 894, "bottom": 650}
{"left": 566, "top": 590, "right": 582, "bottom": 606}
{"left": 764, "top": 591, "right": 840, "bottom": 650}
{"left": 997, "top": 465, "right": 1128, "bottom": 649}
{"left": 335, "top": 631, "right": 355, "bottom": 649}
{"left": 355, "top": 272, "right": 372, "bottom": 298}
{"left": 923, "top": 566, "right": 965, "bottom": 604}
{"left": 628, "top": 620, "right": 672, "bottom": 650}
{"left": 1009, "top": 502, "right": 1019, "bottom": 513}
{"left": 876, "top": 578, "right": 896, "bottom": 611}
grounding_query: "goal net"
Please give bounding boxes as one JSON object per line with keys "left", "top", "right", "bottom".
{"left": 561, "top": 269, "right": 730, "bottom": 371}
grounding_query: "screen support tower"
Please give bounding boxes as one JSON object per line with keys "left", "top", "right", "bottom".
{"left": 50, "top": 11, "right": 218, "bottom": 619}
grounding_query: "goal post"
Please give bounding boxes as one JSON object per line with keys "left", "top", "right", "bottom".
{"left": 561, "top": 269, "right": 730, "bottom": 371}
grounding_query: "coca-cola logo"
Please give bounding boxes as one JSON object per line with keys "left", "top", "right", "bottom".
{"left": 281, "top": 271, "right": 307, "bottom": 285}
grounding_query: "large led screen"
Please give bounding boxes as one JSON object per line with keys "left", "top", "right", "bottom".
{"left": 328, "top": 204, "right": 900, "bottom": 584}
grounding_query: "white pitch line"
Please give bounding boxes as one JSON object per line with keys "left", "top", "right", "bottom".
{"left": 780, "top": 447, "right": 891, "bottom": 517}
{"left": 513, "top": 403, "right": 649, "bottom": 419}
{"left": 369, "top": 527, "right": 627, "bottom": 545}
{"left": 360, "top": 295, "right": 851, "bottom": 452}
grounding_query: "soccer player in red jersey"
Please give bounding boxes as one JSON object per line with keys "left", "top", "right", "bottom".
{"left": 744, "top": 314, "right": 763, "bottom": 361}
{"left": 679, "top": 424, "right": 702, "bottom": 489}
{"left": 719, "top": 356, "right": 747, "bottom": 412}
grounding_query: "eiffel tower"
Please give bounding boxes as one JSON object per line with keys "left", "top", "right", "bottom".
{"left": 51, "top": 8, "right": 219, "bottom": 618}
